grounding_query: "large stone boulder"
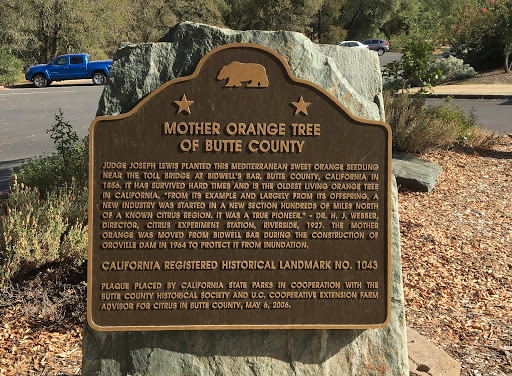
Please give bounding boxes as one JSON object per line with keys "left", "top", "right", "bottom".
{"left": 392, "top": 151, "right": 443, "bottom": 192}
{"left": 84, "top": 22, "right": 408, "bottom": 376}
{"left": 97, "top": 22, "right": 384, "bottom": 122}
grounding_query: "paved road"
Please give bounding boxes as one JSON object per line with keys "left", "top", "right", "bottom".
{"left": 378, "top": 53, "right": 512, "bottom": 132}
{"left": 426, "top": 98, "right": 512, "bottom": 134}
{"left": 0, "top": 82, "right": 103, "bottom": 191}
{"left": 379, "top": 52, "right": 401, "bottom": 71}
{"left": 0, "top": 83, "right": 102, "bottom": 160}
{"left": 0, "top": 52, "right": 399, "bottom": 166}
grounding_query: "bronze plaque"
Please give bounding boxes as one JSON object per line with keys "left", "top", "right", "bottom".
{"left": 88, "top": 43, "right": 392, "bottom": 331}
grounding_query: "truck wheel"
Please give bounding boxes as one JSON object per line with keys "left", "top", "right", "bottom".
{"left": 32, "top": 74, "right": 48, "bottom": 88}
{"left": 92, "top": 72, "right": 107, "bottom": 85}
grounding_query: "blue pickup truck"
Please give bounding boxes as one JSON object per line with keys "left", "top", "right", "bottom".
{"left": 25, "top": 54, "right": 112, "bottom": 88}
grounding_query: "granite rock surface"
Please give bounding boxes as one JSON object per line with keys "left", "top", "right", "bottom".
{"left": 97, "top": 22, "right": 384, "bottom": 122}
{"left": 392, "top": 151, "right": 443, "bottom": 192}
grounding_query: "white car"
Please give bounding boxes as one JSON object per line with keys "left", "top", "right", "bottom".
{"left": 338, "top": 41, "right": 369, "bottom": 50}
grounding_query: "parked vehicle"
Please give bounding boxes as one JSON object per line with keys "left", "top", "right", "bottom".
{"left": 338, "top": 41, "right": 369, "bottom": 50}
{"left": 25, "top": 54, "right": 113, "bottom": 88}
{"left": 361, "top": 39, "right": 389, "bottom": 55}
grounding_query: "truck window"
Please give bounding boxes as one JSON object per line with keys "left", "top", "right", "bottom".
{"left": 54, "top": 57, "right": 68, "bottom": 65}
{"left": 70, "top": 56, "right": 84, "bottom": 64}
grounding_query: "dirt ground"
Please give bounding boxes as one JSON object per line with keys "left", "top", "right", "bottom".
{"left": 447, "top": 68, "right": 512, "bottom": 85}
{"left": 0, "top": 142, "right": 511, "bottom": 375}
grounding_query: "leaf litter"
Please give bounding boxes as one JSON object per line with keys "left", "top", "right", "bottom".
{"left": 400, "top": 139, "right": 512, "bottom": 376}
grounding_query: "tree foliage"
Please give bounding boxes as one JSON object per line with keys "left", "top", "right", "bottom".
{"left": 1, "top": 0, "right": 510, "bottom": 77}
{"left": 494, "top": 1, "right": 512, "bottom": 71}
{"left": 224, "top": 0, "right": 318, "bottom": 32}
{"left": 339, "top": 0, "right": 401, "bottom": 40}
{"left": 125, "top": 0, "right": 179, "bottom": 43}
{"left": 173, "top": 0, "right": 226, "bottom": 29}
{"left": 382, "top": 40, "right": 443, "bottom": 93}
{"left": 309, "top": 0, "right": 346, "bottom": 44}
{"left": 0, "top": 0, "right": 131, "bottom": 63}
{"left": 0, "top": 45, "right": 24, "bottom": 85}
{"left": 381, "top": 0, "right": 421, "bottom": 38}
{"left": 0, "top": 0, "right": 231, "bottom": 66}
{"left": 446, "top": 0, "right": 512, "bottom": 71}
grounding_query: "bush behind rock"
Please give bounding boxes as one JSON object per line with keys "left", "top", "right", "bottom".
{"left": 1, "top": 111, "right": 89, "bottom": 285}
{"left": 16, "top": 111, "right": 88, "bottom": 195}
{"left": 384, "top": 93, "right": 502, "bottom": 153}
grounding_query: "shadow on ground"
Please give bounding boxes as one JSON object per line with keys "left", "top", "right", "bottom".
{"left": 0, "top": 159, "right": 22, "bottom": 192}
{"left": 2, "top": 81, "right": 96, "bottom": 89}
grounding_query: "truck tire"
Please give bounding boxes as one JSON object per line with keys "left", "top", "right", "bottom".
{"left": 92, "top": 72, "right": 107, "bottom": 85}
{"left": 32, "top": 74, "right": 48, "bottom": 88}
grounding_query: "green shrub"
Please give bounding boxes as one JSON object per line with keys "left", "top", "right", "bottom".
{"left": 0, "top": 45, "right": 23, "bottom": 85}
{"left": 382, "top": 40, "right": 444, "bottom": 93}
{"left": 384, "top": 92, "right": 499, "bottom": 153}
{"left": 385, "top": 93, "right": 457, "bottom": 152}
{"left": 444, "top": 1, "right": 512, "bottom": 71}
{"left": 16, "top": 110, "right": 88, "bottom": 194}
{"left": 0, "top": 179, "right": 88, "bottom": 285}
{"left": 432, "top": 56, "right": 477, "bottom": 83}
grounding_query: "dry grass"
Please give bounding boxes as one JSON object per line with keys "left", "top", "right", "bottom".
{"left": 466, "top": 128, "right": 508, "bottom": 150}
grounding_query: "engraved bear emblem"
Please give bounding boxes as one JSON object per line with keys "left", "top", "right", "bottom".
{"left": 217, "top": 61, "right": 269, "bottom": 88}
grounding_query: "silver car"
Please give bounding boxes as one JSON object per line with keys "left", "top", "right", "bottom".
{"left": 361, "top": 39, "right": 389, "bottom": 55}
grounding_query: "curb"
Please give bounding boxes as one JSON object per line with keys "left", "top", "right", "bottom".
{"left": 426, "top": 93, "right": 512, "bottom": 100}
{"left": 0, "top": 79, "right": 93, "bottom": 90}
{"left": 407, "top": 327, "right": 461, "bottom": 376}
{"left": 0, "top": 81, "right": 32, "bottom": 90}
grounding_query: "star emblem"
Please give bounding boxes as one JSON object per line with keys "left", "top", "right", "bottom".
{"left": 174, "top": 94, "right": 194, "bottom": 114}
{"left": 291, "top": 96, "right": 310, "bottom": 115}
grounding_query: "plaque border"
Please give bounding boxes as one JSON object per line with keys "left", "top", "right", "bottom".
{"left": 88, "top": 43, "right": 393, "bottom": 331}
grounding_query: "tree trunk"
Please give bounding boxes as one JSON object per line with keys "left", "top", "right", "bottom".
{"left": 40, "top": 9, "right": 49, "bottom": 62}
{"left": 317, "top": 8, "right": 322, "bottom": 42}
{"left": 50, "top": 1, "right": 61, "bottom": 58}
{"left": 50, "top": 22, "right": 61, "bottom": 59}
